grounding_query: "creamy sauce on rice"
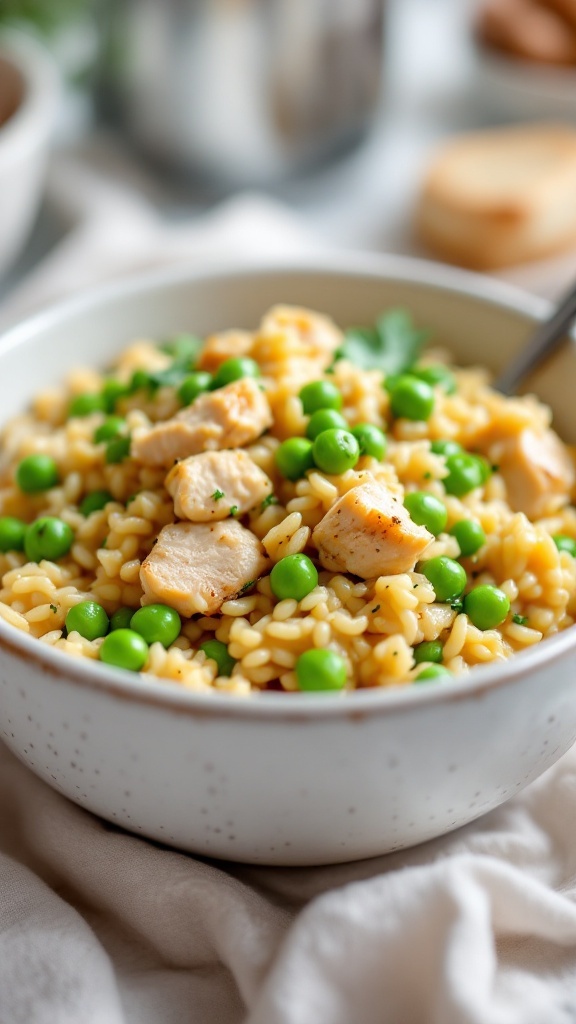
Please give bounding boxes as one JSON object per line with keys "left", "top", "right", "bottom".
{"left": 0, "top": 305, "right": 575, "bottom": 695}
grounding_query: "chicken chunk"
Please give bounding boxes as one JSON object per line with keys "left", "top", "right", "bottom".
{"left": 312, "top": 480, "right": 433, "bottom": 578}
{"left": 165, "top": 449, "right": 273, "bottom": 522}
{"left": 132, "top": 378, "right": 273, "bottom": 467}
{"left": 252, "top": 305, "right": 343, "bottom": 377}
{"left": 140, "top": 520, "right": 270, "bottom": 617}
{"left": 196, "top": 331, "right": 254, "bottom": 372}
{"left": 493, "top": 427, "right": 574, "bottom": 519}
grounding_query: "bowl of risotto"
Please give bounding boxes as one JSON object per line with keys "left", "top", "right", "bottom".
{"left": 0, "top": 256, "right": 575, "bottom": 865}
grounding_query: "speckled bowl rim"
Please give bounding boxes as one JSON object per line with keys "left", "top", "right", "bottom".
{"left": 0, "top": 252, "right": 574, "bottom": 721}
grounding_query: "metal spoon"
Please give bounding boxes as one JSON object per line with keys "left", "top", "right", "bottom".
{"left": 495, "top": 279, "right": 576, "bottom": 394}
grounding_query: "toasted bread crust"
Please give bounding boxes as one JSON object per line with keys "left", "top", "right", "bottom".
{"left": 416, "top": 125, "right": 576, "bottom": 269}
{"left": 477, "top": 0, "right": 576, "bottom": 66}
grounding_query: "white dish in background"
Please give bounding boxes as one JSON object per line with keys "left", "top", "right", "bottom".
{"left": 1, "top": 255, "right": 576, "bottom": 866}
{"left": 0, "top": 31, "right": 59, "bottom": 279}
{"left": 473, "top": 43, "right": 576, "bottom": 122}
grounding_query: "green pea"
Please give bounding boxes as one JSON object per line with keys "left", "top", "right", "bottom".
{"left": 413, "top": 364, "right": 456, "bottom": 394}
{"left": 421, "top": 555, "right": 467, "bottom": 603}
{"left": 200, "top": 639, "right": 236, "bottom": 677}
{"left": 476, "top": 455, "right": 492, "bottom": 484}
{"left": 0, "top": 516, "right": 26, "bottom": 552}
{"left": 110, "top": 607, "right": 136, "bottom": 631}
{"left": 16, "top": 454, "right": 59, "bottom": 494}
{"left": 212, "top": 358, "right": 260, "bottom": 389}
{"left": 275, "top": 438, "right": 315, "bottom": 481}
{"left": 178, "top": 371, "right": 212, "bottom": 405}
{"left": 413, "top": 640, "right": 444, "bottom": 664}
{"left": 270, "top": 554, "right": 318, "bottom": 602}
{"left": 101, "top": 378, "right": 130, "bottom": 413}
{"left": 299, "top": 380, "right": 343, "bottom": 415}
{"left": 430, "top": 439, "right": 462, "bottom": 457}
{"left": 312, "top": 428, "right": 360, "bottom": 475}
{"left": 130, "top": 603, "right": 181, "bottom": 648}
{"left": 306, "top": 408, "right": 347, "bottom": 441}
{"left": 296, "top": 649, "right": 347, "bottom": 692}
{"left": 389, "top": 376, "right": 435, "bottom": 421}
{"left": 99, "top": 629, "right": 149, "bottom": 671}
{"left": 351, "top": 423, "right": 387, "bottom": 460}
{"left": 93, "top": 417, "right": 126, "bottom": 444}
{"left": 24, "top": 517, "right": 74, "bottom": 562}
{"left": 404, "top": 491, "right": 447, "bottom": 536}
{"left": 553, "top": 535, "right": 576, "bottom": 558}
{"left": 129, "top": 369, "right": 151, "bottom": 393}
{"left": 442, "top": 453, "right": 485, "bottom": 496}
{"left": 105, "top": 435, "right": 131, "bottom": 464}
{"left": 79, "top": 490, "right": 114, "bottom": 517}
{"left": 383, "top": 373, "right": 403, "bottom": 393}
{"left": 415, "top": 665, "right": 452, "bottom": 682}
{"left": 65, "top": 601, "right": 110, "bottom": 641}
{"left": 68, "top": 393, "right": 106, "bottom": 418}
{"left": 450, "top": 519, "right": 486, "bottom": 557}
{"left": 464, "top": 585, "right": 510, "bottom": 630}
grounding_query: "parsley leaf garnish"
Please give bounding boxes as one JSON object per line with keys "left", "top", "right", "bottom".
{"left": 212, "top": 490, "right": 225, "bottom": 501}
{"left": 513, "top": 613, "right": 528, "bottom": 626}
{"left": 159, "top": 333, "right": 203, "bottom": 364}
{"left": 229, "top": 506, "right": 239, "bottom": 517}
{"left": 261, "top": 493, "right": 278, "bottom": 510}
{"left": 338, "top": 309, "right": 429, "bottom": 375}
{"left": 239, "top": 580, "right": 255, "bottom": 593}
{"left": 146, "top": 358, "right": 192, "bottom": 391}
{"left": 50, "top": 604, "right": 57, "bottom": 613}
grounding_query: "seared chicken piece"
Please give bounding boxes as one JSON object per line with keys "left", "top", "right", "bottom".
{"left": 493, "top": 427, "right": 574, "bottom": 518}
{"left": 252, "top": 305, "right": 343, "bottom": 376}
{"left": 312, "top": 480, "right": 433, "bottom": 578}
{"left": 132, "top": 378, "right": 273, "bottom": 467}
{"left": 140, "top": 520, "right": 270, "bottom": 617}
{"left": 165, "top": 449, "right": 273, "bottom": 522}
{"left": 196, "top": 330, "right": 254, "bottom": 372}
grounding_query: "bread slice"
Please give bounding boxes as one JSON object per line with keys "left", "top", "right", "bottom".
{"left": 539, "top": 0, "right": 576, "bottom": 34}
{"left": 415, "top": 125, "right": 576, "bottom": 270}
{"left": 476, "top": 0, "right": 576, "bottom": 65}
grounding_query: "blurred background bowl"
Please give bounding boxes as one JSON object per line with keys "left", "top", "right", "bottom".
{"left": 97, "top": 0, "right": 386, "bottom": 187}
{"left": 0, "top": 30, "right": 59, "bottom": 279}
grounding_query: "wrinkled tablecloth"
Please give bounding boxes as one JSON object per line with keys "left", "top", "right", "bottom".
{"left": 2, "top": 158, "right": 576, "bottom": 1024}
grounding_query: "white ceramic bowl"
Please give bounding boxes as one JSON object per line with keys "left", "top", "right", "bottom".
{"left": 0, "top": 256, "right": 575, "bottom": 866}
{"left": 0, "top": 31, "right": 59, "bottom": 278}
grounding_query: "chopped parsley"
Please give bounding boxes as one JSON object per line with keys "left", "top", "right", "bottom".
{"left": 239, "top": 580, "right": 255, "bottom": 593}
{"left": 212, "top": 490, "right": 225, "bottom": 501}
{"left": 229, "top": 506, "right": 239, "bottom": 517}
{"left": 159, "top": 333, "right": 203, "bottom": 363}
{"left": 513, "top": 613, "right": 528, "bottom": 626}
{"left": 261, "top": 493, "right": 278, "bottom": 510}
{"left": 50, "top": 604, "right": 57, "bottom": 614}
{"left": 338, "top": 309, "right": 428, "bottom": 374}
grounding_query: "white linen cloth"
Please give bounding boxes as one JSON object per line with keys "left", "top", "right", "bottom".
{"left": 3, "top": 158, "right": 576, "bottom": 1024}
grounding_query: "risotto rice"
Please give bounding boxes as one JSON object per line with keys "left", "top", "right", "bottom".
{"left": 1, "top": 304, "right": 575, "bottom": 695}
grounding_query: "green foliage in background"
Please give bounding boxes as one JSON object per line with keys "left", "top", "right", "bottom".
{"left": 0, "top": 0, "right": 86, "bottom": 34}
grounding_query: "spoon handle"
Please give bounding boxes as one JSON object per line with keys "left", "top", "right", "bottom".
{"left": 495, "top": 280, "right": 576, "bottom": 394}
